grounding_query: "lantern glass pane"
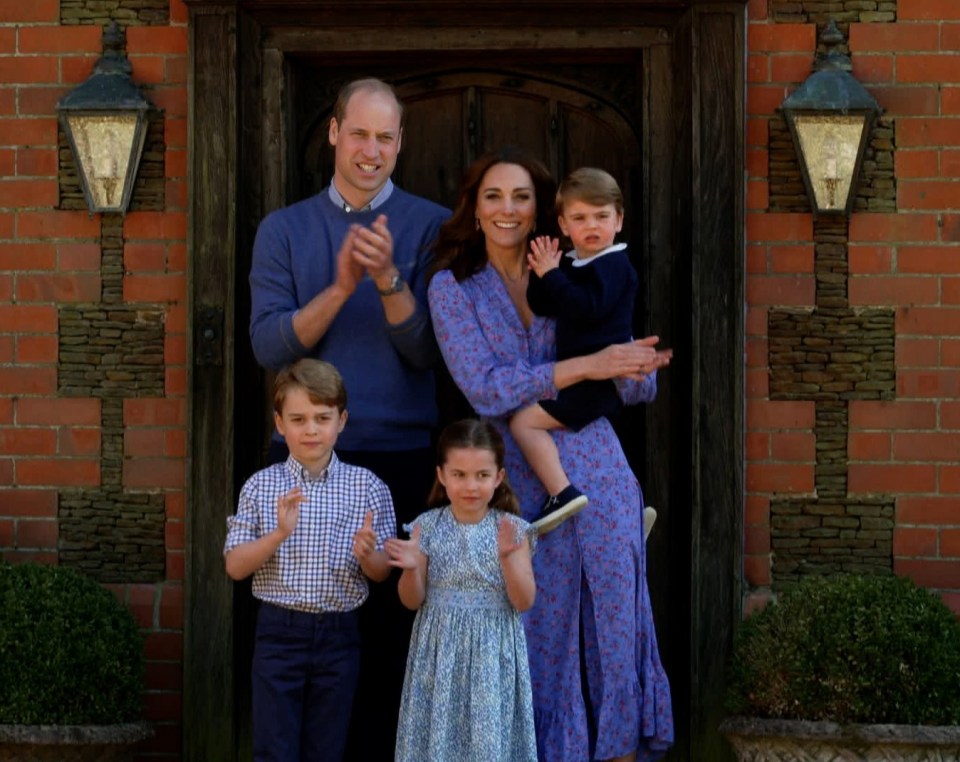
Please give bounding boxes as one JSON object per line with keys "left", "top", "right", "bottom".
{"left": 66, "top": 113, "right": 138, "bottom": 211}
{"left": 793, "top": 113, "right": 866, "bottom": 212}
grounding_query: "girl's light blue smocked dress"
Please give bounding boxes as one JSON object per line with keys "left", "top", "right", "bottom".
{"left": 394, "top": 507, "right": 537, "bottom": 762}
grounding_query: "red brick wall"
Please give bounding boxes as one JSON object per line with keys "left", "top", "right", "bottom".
{"left": 0, "top": 0, "right": 187, "bottom": 757}
{"left": 746, "top": 0, "right": 960, "bottom": 615}
{"left": 1, "top": 0, "right": 958, "bottom": 757}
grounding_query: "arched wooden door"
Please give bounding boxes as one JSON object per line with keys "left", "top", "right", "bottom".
{"left": 299, "top": 69, "right": 643, "bottom": 240}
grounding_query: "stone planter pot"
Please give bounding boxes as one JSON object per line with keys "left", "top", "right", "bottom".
{"left": 0, "top": 722, "right": 152, "bottom": 762}
{"left": 719, "top": 716, "right": 960, "bottom": 762}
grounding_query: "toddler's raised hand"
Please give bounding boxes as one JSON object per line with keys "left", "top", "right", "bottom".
{"left": 352, "top": 510, "right": 378, "bottom": 562}
{"left": 277, "top": 487, "right": 303, "bottom": 537}
{"left": 385, "top": 525, "right": 423, "bottom": 569}
{"left": 528, "top": 235, "right": 561, "bottom": 277}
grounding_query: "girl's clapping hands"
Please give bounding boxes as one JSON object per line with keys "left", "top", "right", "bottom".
{"left": 385, "top": 525, "right": 424, "bottom": 569}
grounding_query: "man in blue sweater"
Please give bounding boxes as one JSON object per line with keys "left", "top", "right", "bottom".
{"left": 248, "top": 77, "right": 449, "bottom": 761}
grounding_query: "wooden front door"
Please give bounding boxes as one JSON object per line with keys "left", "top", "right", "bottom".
{"left": 186, "top": 6, "right": 745, "bottom": 761}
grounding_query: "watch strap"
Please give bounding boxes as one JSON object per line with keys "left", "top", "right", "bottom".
{"left": 376, "top": 274, "right": 405, "bottom": 296}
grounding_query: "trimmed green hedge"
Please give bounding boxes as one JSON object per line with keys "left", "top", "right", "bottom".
{"left": 726, "top": 574, "right": 960, "bottom": 725}
{"left": 0, "top": 563, "right": 144, "bottom": 725}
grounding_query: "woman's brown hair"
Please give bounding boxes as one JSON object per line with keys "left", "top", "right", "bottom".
{"left": 430, "top": 146, "right": 558, "bottom": 283}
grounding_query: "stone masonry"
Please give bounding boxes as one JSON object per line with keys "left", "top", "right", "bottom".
{"left": 57, "top": 213, "right": 166, "bottom": 582}
{"left": 768, "top": 216, "right": 896, "bottom": 588}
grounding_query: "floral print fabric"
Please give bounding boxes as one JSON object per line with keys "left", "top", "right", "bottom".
{"left": 394, "top": 508, "right": 537, "bottom": 762}
{"left": 429, "top": 265, "right": 674, "bottom": 761}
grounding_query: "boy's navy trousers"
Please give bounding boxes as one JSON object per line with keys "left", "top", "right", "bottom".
{"left": 252, "top": 602, "right": 361, "bottom": 762}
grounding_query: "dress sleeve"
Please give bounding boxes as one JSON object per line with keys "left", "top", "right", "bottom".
{"left": 616, "top": 369, "right": 659, "bottom": 405}
{"left": 428, "top": 270, "right": 556, "bottom": 417}
{"left": 402, "top": 508, "right": 439, "bottom": 557}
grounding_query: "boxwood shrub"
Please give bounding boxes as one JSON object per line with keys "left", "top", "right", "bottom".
{"left": 0, "top": 562, "right": 144, "bottom": 725}
{"left": 725, "top": 574, "right": 960, "bottom": 725}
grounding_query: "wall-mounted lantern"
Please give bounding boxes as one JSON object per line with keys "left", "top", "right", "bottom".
{"left": 56, "top": 22, "right": 153, "bottom": 215}
{"left": 780, "top": 19, "right": 882, "bottom": 217}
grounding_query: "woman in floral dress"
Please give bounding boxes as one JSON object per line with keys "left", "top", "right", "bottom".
{"left": 427, "top": 147, "right": 675, "bottom": 762}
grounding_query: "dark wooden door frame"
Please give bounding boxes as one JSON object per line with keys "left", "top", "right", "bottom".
{"left": 183, "top": 3, "right": 745, "bottom": 759}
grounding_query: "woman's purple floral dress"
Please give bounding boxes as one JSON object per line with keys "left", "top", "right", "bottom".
{"left": 429, "top": 266, "right": 674, "bottom": 761}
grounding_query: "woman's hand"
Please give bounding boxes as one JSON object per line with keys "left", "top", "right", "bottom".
{"left": 587, "top": 336, "right": 672, "bottom": 380}
{"left": 553, "top": 336, "right": 671, "bottom": 390}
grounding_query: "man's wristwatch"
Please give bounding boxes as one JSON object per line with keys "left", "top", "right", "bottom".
{"left": 376, "top": 274, "right": 405, "bottom": 296}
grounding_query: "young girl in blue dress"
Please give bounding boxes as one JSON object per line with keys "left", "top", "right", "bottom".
{"left": 385, "top": 419, "right": 537, "bottom": 762}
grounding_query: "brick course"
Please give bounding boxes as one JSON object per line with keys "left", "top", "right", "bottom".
{"left": 0, "top": 2, "right": 186, "bottom": 755}
{"left": 746, "top": 0, "right": 960, "bottom": 615}
{"left": 0, "top": 0, "right": 958, "bottom": 757}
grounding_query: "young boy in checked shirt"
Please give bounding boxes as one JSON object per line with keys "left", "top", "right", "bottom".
{"left": 224, "top": 358, "right": 395, "bottom": 762}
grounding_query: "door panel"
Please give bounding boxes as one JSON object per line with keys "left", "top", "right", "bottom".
{"left": 400, "top": 91, "right": 466, "bottom": 206}
{"left": 478, "top": 89, "right": 552, "bottom": 161}
{"left": 296, "top": 66, "right": 642, "bottom": 207}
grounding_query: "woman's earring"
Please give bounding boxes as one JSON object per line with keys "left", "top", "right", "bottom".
{"left": 532, "top": 221, "right": 537, "bottom": 233}
{"left": 475, "top": 217, "right": 480, "bottom": 231}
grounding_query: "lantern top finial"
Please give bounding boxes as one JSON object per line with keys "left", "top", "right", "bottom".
{"left": 97, "top": 22, "right": 131, "bottom": 75}
{"left": 56, "top": 22, "right": 150, "bottom": 113}
{"left": 815, "top": 19, "right": 852, "bottom": 74}
{"left": 781, "top": 19, "right": 881, "bottom": 115}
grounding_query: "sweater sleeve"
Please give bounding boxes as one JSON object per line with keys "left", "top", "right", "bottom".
{"left": 526, "top": 270, "right": 557, "bottom": 317}
{"left": 383, "top": 210, "right": 447, "bottom": 369}
{"left": 539, "top": 253, "right": 633, "bottom": 321}
{"left": 248, "top": 213, "right": 310, "bottom": 370}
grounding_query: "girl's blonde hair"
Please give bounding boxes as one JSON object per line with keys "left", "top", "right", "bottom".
{"left": 427, "top": 419, "right": 520, "bottom": 515}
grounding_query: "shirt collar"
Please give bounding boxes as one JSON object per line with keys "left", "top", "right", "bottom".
{"left": 285, "top": 450, "right": 340, "bottom": 483}
{"left": 328, "top": 178, "right": 394, "bottom": 213}
{"left": 565, "top": 241, "right": 627, "bottom": 267}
